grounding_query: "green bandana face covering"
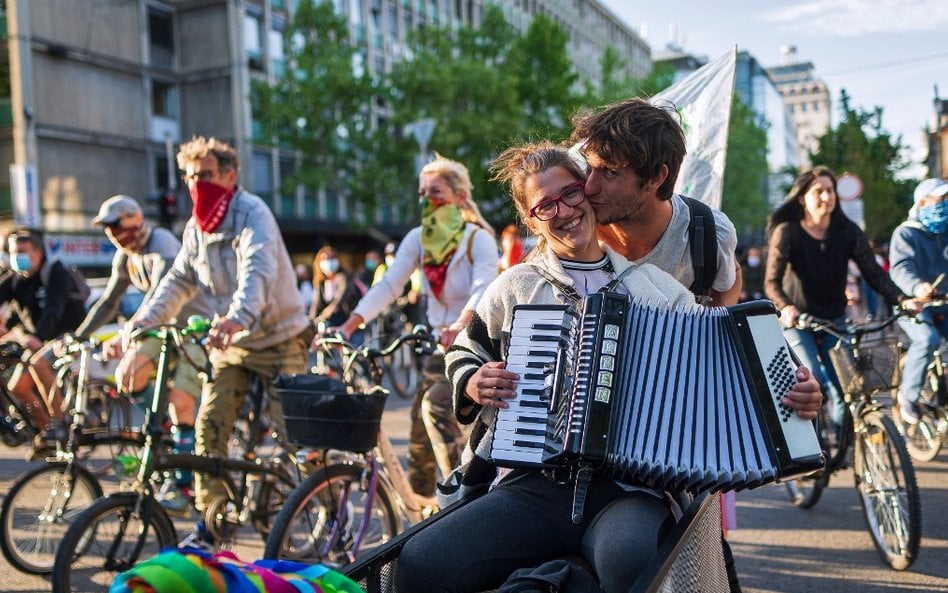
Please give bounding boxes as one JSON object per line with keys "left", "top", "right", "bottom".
{"left": 420, "top": 199, "right": 465, "bottom": 265}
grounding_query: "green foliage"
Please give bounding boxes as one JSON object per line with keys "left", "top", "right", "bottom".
{"left": 252, "top": 0, "right": 403, "bottom": 218}
{"left": 582, "top": 48, "right": 674, "bottom": 106}
{"left": 506, "top": 12, "right": 580, "bottom": 141}
{"left": 810, "top": 89, "right": 915, "bottom": 241}
{"left": 721, "top": 96, "right": 770, "bottom": 241}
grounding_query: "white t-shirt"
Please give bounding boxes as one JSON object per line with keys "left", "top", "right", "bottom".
{"left": 635, "top": 194, "right": 738, "bottom": 294}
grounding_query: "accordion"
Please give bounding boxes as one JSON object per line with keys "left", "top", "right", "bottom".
{"left": 491, "top": 292, "right": 824, "bottom": 495}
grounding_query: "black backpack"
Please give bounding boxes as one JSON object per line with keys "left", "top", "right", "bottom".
{"left": 682, "top": 196, "right": 719, "bottom": 298}
{"left": 39, "top": 259, "right": 91, "bottom": 303}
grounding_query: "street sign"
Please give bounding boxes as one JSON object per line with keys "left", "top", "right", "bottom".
{"left": 410, "top": 118, "right": 435, "bottom": 148}
{"left": 837, "top": 173, "right": 863, "bottom": 202}
{"left": 9, "top": 164, "right": 40, "bottom": 228}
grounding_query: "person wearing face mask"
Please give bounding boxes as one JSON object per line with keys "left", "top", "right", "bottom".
{"left": 739, "top": 245, "right": 765, "bottom": 303}
{"left": 0, "top": 229, "right": 87, "bottom": 444}
{"left": 336, "top": 154, "right": 500, "bottom": 498}
{"left": 889, "top": 178, "right": 948, "bottom": 424}
{"left": 309, "top": 246, "right": 364, "bottom": 328}
{"left": 765, "top": 166, "right": 909, "bottom": 428}
{"left": 67, "top": 195, "right": 217, "bottom": 510}
{"left": 132, "top": 136, "right": 311, "bottom": 549}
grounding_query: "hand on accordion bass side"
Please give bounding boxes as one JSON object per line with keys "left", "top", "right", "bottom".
{"left": 781, "top": 365, "right": 822, "bottom": 420}
{"left": 465, "top": 361, "right": 520, "bottom": 409}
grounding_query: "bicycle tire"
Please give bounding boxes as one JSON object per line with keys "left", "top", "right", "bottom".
{"left": 853, "top": 411, "right": 921, "bottom": 571}
{"left": 902, "top": 366, "right": 944, "bottom": 462}
{"left": 263, "top": 462, "right": 400, "bottom": 565}
{"left": 52, "top": 492, "right": 177, "bottom": 593}
{"left": 383, "top": 346, "right": 419, "bottom": 399}
{"left": 75, "top": 382, "right": 143, "bottom": 475}
{"left": 0, "top": 461, "right": 102, "bottom": 574}
{"left": 786, "top": 404, "right": 846, "bottom": 509}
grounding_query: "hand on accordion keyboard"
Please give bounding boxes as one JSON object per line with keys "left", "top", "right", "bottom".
{"left": 782, "top": 366, "right": 822, "bottom": 420}
{"left": 464, "top": 361, "right": 520, "bottom": 409}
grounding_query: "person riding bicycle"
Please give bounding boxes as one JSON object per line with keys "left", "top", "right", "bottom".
{"left": 132, "top": 136, "right": 311, "bottom": 550}
{"left": 765, "top": 166, "right": 907, "bottom": 427}
{"left": 397, "top": 142, "right": 823, "bottom": 593}
{"left": 889, "top": 178, "right": 948, "bottom": 424}
{"left": 74, "top": 195, "right": 216, "bottom": 509}
{"left": 0, "top": 228, "right": 87, "bottom": 446}
{"left": 337, "top": 154, "right": 500, "bottom": 498}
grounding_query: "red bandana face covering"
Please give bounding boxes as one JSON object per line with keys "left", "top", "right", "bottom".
{"left": 191, "top": 180, "right": 235, "bottom": 233}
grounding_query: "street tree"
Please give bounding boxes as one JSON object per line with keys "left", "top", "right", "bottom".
{"left": 386, "top": 5, "right": 523, "bottom": 219}
{"left": 252, "top": 0, "right": 405, "bottom": 219}
{"left": 506, "top": 12, "right": 581, "bottom": 141}
{"left": 721, "top": 95, "right": 770, "bottom": 242}
{"left": 810, "top": 89, "right": 916, "bottom": 241}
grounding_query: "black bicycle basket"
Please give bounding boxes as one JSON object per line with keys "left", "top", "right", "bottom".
{"left": 275, "top": 373, "right": 388, "bottom": 452}
{"left": 828, "top": 339, "right": 902, "bottom": 395}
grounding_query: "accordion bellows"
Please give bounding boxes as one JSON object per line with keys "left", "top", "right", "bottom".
{"left": 492, "top": 293, "right": 824, "bottom": 494}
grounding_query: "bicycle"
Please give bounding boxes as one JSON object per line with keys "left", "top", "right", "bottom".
{"left": 51, "top": 320, "right": 303, "bottom": 593}
{"left": 784, "top": 313, "right": 921, "bottom": 570}
{"left": 895, "top": 297, "right": 948, "bottom": 462}
{"left": 369, "top": 297, "right": 425, "bottom": 399}
{"left": 263, "top": 325, "right": 439, "bottom": 566}
{"left": 0, "top": 334, "right": 143, "bottom": 575}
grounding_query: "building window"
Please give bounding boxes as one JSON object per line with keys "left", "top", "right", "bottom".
{"left": 279, "top": 156, "right": 296, "bottom": 213}
{"left": 801, "top": 102, "right": 808, "bottom": 112}
{"left": 252, "top": 151, "right": 273, "bottom": 208}
{"left": 148, "top": 9, "right": 174, "bottom": 68}
{"left": 244, "top": 12, "right": 264, "bottom": 70}
{"left": 151, "top": 81, "right": 178, "bottom": 118}
{"left": 269, "top": 24, "right": 286, "bottom": 77}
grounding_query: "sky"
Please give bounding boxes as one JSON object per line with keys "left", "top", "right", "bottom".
{"left": 599, "top": 0, "right": 948, "bottom": 179}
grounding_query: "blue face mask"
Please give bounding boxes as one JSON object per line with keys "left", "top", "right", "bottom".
{"left": 11, "top": 253, "right": 31, "bottom": 275}
{"left": 916, "top": 201, "right": 948, "bottom": 234}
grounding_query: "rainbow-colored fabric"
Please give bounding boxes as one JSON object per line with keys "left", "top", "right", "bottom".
{"left": 109, "top": 547, "right": 364, "bottom": 593}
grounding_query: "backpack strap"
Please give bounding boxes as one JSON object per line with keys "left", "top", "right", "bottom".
{"left": 682, "top": 196, "right": 718, "bottom": 297}
{"left": 465, "top": 227, "right": 479, "bottom": 265}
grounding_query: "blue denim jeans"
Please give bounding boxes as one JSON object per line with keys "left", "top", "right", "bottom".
{"left": 897, "top": 307, "right": 948, "bottom": 404}
{"left": 784, "top": 323, "right": 845, "bottom": 424}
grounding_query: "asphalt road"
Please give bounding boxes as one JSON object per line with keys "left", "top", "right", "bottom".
{"left": 0, "top": 394, "right": 946, "bottom": 592}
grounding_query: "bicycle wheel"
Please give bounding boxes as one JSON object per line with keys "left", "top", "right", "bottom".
{"left": 853, "top": 411, "right": 921, "bottom": 570}
{"left": 0, "top": 461, "right": 101, "bottom": 574}
{"left": 785, "top": 404, "right": 844, "bottom": 508}
{"left": 52, "top": 492, "right": 177, "bottom": 593}
{"left": 75, "top": 382, "right": 142, "bottom": 475}
{"left": 384, "top": 346, "right": 420, "bottom": 399}
{"left": 902, "top": 366, "right": 945, "bottom": 462}
{"left": 263, "top": 463, "right": 400, "bottom": 565}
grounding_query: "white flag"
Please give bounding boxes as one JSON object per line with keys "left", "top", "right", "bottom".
{"left": 652, "top": 48, "right": 737, "bottom": 209}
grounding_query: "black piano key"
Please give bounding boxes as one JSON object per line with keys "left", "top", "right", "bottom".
{"left": 527, "top": 350, "right": 558, "bottom": 358}
{"left": 513, "top": 440, "right": 545, "bottom": 449}
{"left": 519, "top": 400, "right": 548, "bottom": 408}
{"left": 515, "top": 428, "right": 546, "bottom": 436}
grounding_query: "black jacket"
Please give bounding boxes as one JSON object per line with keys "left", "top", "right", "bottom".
{"left": 0, "top": 260, "right": 86, "bottom": 341}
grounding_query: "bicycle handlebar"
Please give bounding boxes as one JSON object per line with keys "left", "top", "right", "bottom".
{"left": 313, "top": 324, "right": 437, "bottom": 361}
{"left": 795, "top": 311, "right": 901, "bottom": 339}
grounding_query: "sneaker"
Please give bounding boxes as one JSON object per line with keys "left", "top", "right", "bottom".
{"left": 158, "top": 486, "right": 193, "bottom": 516}
{"left": 178, "top": 521, "right": 216, "bottom": 552}
{"left": 899, "top": 399, "right": 923, "bottom": 425}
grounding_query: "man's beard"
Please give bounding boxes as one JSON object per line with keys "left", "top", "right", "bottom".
{"left": 594, "top": 196, "right": 647, "bottom": 226}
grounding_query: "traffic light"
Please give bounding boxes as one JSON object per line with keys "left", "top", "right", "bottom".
{"left": 158, "top": 192, "right": 177, "bottom": 228}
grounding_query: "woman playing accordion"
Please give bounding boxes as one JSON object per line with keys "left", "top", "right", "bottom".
{"left": 395, "top": 142, "right": 822, "bottom": 593}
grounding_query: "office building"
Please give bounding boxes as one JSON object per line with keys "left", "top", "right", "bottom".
{"left": 0, "top": 0, "right": 649, "bottom": 263}
{"left": 766, "top": 45, "right": 831, "bottom": 167}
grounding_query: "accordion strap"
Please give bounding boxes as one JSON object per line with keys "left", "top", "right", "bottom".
{"left": 529, "top": 264, "right": 582, "bottom": 306}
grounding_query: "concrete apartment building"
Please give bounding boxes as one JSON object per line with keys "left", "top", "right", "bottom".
{"left": 926, "top": 87, "right": 947, "bottom": 179}
{"left": 0, "top": 0, "right": 649, "bottom": 266}
{"left": 766, "top": 45, "right": 831, "bottom": 167}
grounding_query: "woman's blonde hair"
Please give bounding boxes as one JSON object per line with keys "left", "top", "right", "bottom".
{"left": 421, "top": 154, "right": 495, "bottom": 236}
{"left": 311, "top": 245, "right": 338, "bottom": 284}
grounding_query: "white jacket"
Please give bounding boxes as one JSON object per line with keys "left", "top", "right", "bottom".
{"left": 353, "top": 223, "right": 499, "bottom": 330}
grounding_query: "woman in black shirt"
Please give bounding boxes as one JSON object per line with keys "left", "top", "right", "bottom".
{"left": 765, "top": 166, "right": 905, "bottom": 425}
